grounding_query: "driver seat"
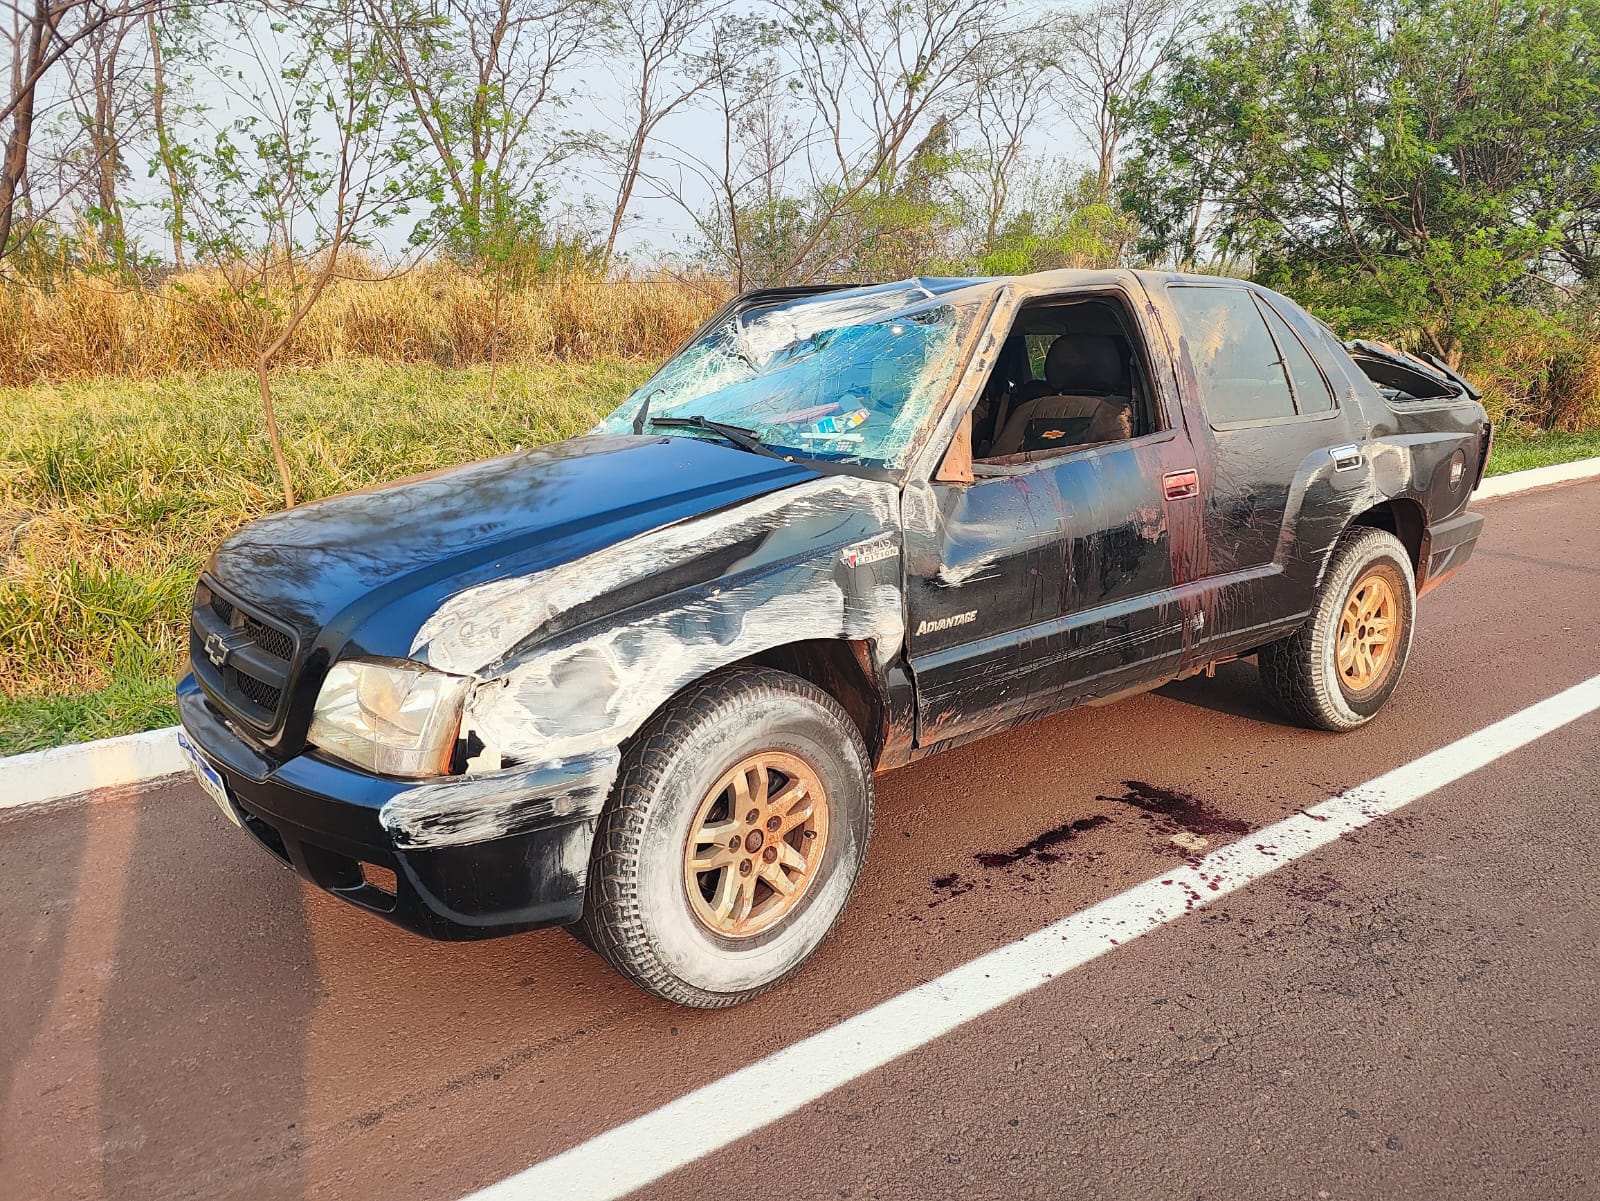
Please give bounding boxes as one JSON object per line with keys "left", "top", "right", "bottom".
{"left": 990, "top": 334, "right": 1134, "bottom": 456}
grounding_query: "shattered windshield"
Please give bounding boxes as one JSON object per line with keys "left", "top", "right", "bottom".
{"left": 594, "top": 283, "right": 972, "bottom": 469}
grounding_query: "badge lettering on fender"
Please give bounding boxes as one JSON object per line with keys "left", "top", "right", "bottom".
{"left": 915, "top": 611, "right": 978, "bottom": 636}
{"left": 840, "top": 537, "right": 899, "bottom": 569}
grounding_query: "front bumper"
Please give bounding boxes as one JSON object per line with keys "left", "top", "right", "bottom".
{"left": 177, "top": 674, "right": 618, "bottom": 940}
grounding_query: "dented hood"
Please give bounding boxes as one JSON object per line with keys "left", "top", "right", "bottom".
{"left": 209, "top": 434, "right": 821, "bottom": 643}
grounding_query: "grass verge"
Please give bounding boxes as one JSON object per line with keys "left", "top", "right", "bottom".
{"left": 1484, "top": 428, "right": 1600, "bottom": 476}
{"left": 1, "top": 358, "right": 651, "bottom": 755}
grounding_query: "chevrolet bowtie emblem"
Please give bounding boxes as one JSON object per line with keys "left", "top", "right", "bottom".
{"left": 205, "top": 631, "right": 232, "bottom": 667}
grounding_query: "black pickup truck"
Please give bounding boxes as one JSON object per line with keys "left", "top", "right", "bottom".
{"left": 176, "top": 270, "right": 1490, "bottom": 1007}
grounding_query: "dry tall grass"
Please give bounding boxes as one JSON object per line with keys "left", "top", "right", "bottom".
{"left": 1451, "top": 317, "right": 1600, "bottom": 434}
{"left": 0, "top": 263, "right": 725, "bottom": 385}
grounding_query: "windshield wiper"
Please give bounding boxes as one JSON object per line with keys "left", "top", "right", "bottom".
{"left": 647, "top": 415, "right": 785, "bottom": 459}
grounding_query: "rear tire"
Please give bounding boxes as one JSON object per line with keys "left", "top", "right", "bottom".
{"left": 577, "top": 666, "right": 873, "bottom": 1008}
{"left": 1259, "top": 527, "right": 1416, "bottom": 731}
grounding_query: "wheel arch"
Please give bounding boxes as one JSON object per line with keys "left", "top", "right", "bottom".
{"left": 740, "top": 639, "right": 888, "bottom": 766}
{"left": 601, "top": 639, "right": 902, "bottom": 790}
{"left": 1348, "top": 497, "right": 1426, "bottom": 576}
{"left": 611, "top": 638, "right": 891, "bottom": 771}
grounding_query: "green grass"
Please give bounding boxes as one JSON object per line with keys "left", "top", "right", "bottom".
{"left": 0, "top": 358, "right": 653, "bottom": 755}
{"left": 1484, "top": 428, "right": 1600, "bottom": 476}
{"left": 0, "top": 647, "right": 181, "bottom": 754}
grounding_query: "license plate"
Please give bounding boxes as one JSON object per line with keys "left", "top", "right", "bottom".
{"left": 177, "top": 730, "right": 241, "bottom": 827}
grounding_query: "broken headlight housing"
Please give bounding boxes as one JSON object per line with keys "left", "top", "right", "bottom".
{"left": 307, "top": 658, "right": 471, "bottom": 778}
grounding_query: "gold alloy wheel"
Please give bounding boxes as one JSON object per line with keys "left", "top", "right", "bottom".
{"left": 1337, "top": 569, "right": 1398, "bottom": 692}
{"left": 683, "top": 751, "right": 830, "bottom": 939}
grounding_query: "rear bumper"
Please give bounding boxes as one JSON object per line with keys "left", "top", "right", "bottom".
{"left": 176, "top": 673, "right": 618, "bottom": 940}
{"left": 1419, "top": 509, "right": 1484, "bottom": 597}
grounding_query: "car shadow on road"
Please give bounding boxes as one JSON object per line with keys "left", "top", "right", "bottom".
{"left": 98, "top": 780, "right": 316, "bottom": 1201}
{"left": 1154, "top": 658, "right": 1302, "bottom": 728}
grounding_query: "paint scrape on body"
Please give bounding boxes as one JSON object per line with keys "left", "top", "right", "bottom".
{"left": 379, "top": 749, "right": 620, "bottom": 849}
{"left": 413, "top": 476, "right": 899, "bottom": 673}
{"left": 407, "top": 475, "right": 905, "bottom": 786}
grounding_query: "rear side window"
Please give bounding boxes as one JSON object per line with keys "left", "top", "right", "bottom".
{"left": 1259, "top": 301, "right": 1334, "bottom": 413}
{"left": 1169, "top": 286, "right": 1297, "bottom": 425}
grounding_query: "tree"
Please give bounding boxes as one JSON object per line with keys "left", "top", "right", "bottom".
{"left": 1045, "top": 0, "right": 1202, "bottom": 203}
{"left": 366, "top": 0, "right": 593, "bottom": 262}
{"left": 67, "top": 5, "right": 146, "bottom": 262}
{"left": 1125, "top": 0, "right": 1600, "bottom": 366}
{"left": 651, "top": 20, "right": 812, "bottom": 288}
{"left": 590, "top": 0, "right": 730, "bottom": 268}
{"left": 0, "top": 0, "right": 191, "bottom": 261}
{"left": 771, "top": 0, "right": 1010, "bottom": 283}
{"left": 145, "top": 4, "right": 187, "bottom": 267}
{"left": 953, "top": 29, "right": 1058, "bottom": 253}
{"left": 980, "top": 162, "right": 1139, "bottom": 273}
{"left": 179, "top": 0, "right": 426, "bottom": 506}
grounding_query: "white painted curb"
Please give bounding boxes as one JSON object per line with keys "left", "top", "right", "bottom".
{"left": 1472, "top": 453, "right": 1600, "bottom": 500}
{"left": 0, "top": 725, "right": 182, "bottom": 813}
{"left": 1, "top": 452, "right": 1597, "bottom": 813}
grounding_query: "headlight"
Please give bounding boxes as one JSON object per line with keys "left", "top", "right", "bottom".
{"left": 308, "top": 659, "right": 472, "bottom": 778}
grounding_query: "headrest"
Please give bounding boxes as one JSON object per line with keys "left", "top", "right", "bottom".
{"left": 1044, "top": 334, "right": 1124, "bottom": 395}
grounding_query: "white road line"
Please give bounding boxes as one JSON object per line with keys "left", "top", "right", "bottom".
{"left": 465, "top": 673, "right": 1600, "bottom": 1201}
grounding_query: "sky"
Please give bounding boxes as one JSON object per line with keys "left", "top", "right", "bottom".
{"left": 27, "top": 0, "right": 1099, "bottom": 267}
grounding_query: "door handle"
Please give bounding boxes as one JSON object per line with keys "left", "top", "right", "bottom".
{"left": 1330, "top": 444, "right": 1362, "bottom": 471}
{"left": 1163, "top": 469, "right": 1199, "bottom": 500}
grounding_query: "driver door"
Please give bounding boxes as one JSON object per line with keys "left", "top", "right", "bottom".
{"left": 902, "top": 433, "right": 1192, "bottom": 747}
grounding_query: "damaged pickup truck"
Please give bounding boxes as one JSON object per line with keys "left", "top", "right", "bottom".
{"left": 177, "top": 271, "right": 1491, "bottom": 1006}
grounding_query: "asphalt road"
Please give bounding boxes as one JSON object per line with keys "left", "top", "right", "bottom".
{"left": 4, "top": 479, "right": 1598, "bottom": 1201}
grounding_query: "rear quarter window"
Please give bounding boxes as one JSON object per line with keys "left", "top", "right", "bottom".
{"left": 1023, "top": 334, "right": 1052, "bottom": 380}
{"left": 1258, "top": 300, "right": 1334, "bottom": 413}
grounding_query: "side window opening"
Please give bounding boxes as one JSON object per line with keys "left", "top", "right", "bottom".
{"left": 1024, "top": 335, "right": 1052, "bottom": 381}
{"left": 1169, "top": 285, "right": 1297, "bottom": 425}
{"left": 970, "top": 295, "right": 1160, "bottom": 467}
{"left": 1345, "top": 338, "right": 1468, "bottom": 403}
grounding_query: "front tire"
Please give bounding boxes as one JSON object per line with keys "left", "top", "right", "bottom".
{"left": 578, "top": 666, "right": 874, "bottom": 1008}
{"left": 1259, "top": 527, "right": 1416, "bottom": 731}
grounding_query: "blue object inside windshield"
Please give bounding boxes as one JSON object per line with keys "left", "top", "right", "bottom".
{"left": 595, "top": 295, "right": 960, "bottom": 469}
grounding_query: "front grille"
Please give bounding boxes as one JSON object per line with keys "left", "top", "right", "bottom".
{"left": 242, "top": 615, "right": 294, "bottom": 661}
{"left": 190, "top": 576, "right": 301, "bottom": 730}
{"left": 234, "top": 671, "right": 284, "bottom": 711}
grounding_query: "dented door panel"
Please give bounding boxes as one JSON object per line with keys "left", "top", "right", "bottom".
{"left": 1180, "top": 415, "right": 1368, "bottom": 656}
{"left": 904, "top": 433, "right": 1190, "bottom": 746}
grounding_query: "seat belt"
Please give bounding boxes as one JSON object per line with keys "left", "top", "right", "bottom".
{"left": 991, "top": 387, "right": 1014, "bottom": 449}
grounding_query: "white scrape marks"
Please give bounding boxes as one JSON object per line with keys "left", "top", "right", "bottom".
{"left": 411, "top": 477, "right": 898, "bottom": 672}
{"left": 461, "top": 673, "right": 1600, "bottom": 1201}
{"left": 406, "top": 476, "right": 903, "bottom": 777}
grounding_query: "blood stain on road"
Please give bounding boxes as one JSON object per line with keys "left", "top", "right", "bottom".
{"left": 928, "top": 872, "right": 976, "bottom": 906}
{"left": 1099, "top": 780, "right": 1253, "bottom": 838}
{"left": 972, "top": 814, "right": 1112, "bottom": 869}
